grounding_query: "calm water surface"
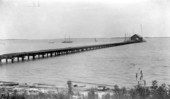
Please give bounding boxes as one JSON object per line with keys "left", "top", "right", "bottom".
{"left": 0, "top": 38, "right": 170, "bottom": 87}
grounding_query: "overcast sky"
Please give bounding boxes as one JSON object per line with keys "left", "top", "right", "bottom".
{"left": 0, "top": 0, "right": 170, "bottom": 39}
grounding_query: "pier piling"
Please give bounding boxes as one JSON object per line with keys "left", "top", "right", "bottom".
{"left": 6, "top": 59, "right": 8, "bottom": 63}
{"left": 42, "top": 54, "right": 44, "bottom": 58}
{"left": 33, "top": 55, "right": 35, "bottom": 60}
{"left": 17, "top": 57, "right": 19, "bottom": 62}
{"left": 21, "top": 57, "right": 24, "bottom": 61}
{"left": 11, "top": 58, "right": 14, "bottom": 63}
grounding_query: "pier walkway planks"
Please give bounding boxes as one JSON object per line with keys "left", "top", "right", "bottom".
{"left": 0, "top": 41, "right": 144, "bottom": 64}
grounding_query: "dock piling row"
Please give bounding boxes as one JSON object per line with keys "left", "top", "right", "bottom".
{"left": 0, "top": 40, "right": 144, "bottom": 64}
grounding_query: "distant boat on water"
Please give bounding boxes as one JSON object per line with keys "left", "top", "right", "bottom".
{"left": 48, "top": 42, "right": 54, "bottom": 44}
{"left": 62, "top": 40, "right": 73, "bottom": 43}
{"left": 94, "top": 38, "right": 97, "bottom": 42}
{"left": 62, "top": 35, "right": 73, "bottom": 43}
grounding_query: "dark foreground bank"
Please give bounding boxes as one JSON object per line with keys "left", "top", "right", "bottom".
{"left": 0, "top": 80, "right": 170, "bottom": 99}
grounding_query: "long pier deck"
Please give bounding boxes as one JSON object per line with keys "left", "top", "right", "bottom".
{"left": 0, "top": 40, "right": 144, "bottom": 64}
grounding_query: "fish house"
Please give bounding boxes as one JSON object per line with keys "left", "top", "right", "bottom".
{"left": 130, "top": 34, "right": 143, "bottom": 42}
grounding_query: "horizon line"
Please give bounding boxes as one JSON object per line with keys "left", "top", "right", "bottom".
{"left": 0, "top": 37, "right": 170, "bottom": 40}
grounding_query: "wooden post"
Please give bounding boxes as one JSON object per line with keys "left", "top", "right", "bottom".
{"left": 11, "top": 58, "right": 14, "bottom": 63}
{"left": 17, "top": 57, "right": 19, "bottom": 62}
{"left": 42, "top": 54, "right": 44, "bottom": 58}
{"left": 6, "top": 58, "right": 8, "bottom": 63}
{"left": 22, "top": 56, "right": 24, "bottom": 61}
{"left": 67, "top": 80, "right": 73, "bottom": 99}
{"left": 33, "top": 55, "right": 35, "bottom": 60}
{"left": 21, "top": 56, "right": 24, "bottom": 61}
{"left": 28, "top": 56, "right": 30, "bottom": 60}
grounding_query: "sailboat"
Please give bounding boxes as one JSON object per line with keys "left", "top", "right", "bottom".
{"left": 94, "top": 38, "right": 97, "bottom": 42}
{"left": 62, "top": 35, "right": 73, "bottom": 43}
{"left": 30, "top": 0, "right": 40, "bottom": 7}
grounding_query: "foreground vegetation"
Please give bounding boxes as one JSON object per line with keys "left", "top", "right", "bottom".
{"left": 0, "top": 80, "right": 170, "bottom": 99}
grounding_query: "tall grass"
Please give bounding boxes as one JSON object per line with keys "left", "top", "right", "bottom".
{"left": 0, "top": 80, "right": 170, "bottom": 99}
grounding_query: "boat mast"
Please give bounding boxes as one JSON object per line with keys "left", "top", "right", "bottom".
{"left": 95, "top": 38, "right": 97, "bottom": 42}
{"left": 125, "top": 33, "right": 126, "bottom": 41}
{"left": 64, "top": 33, "right": 66, "bottom": 41}
{"left": 32, "top": 0, "right": 40, "bottom": 7}
{"left": 140, "top": 24, "right": 143, "bottom": 38}
{"left": 37, "top": 0, "right": 40, "bottom": 7}
{"left": 127, "top": 32, "right": 129, "bottom": 41}
{"left": 69, "top": 35, "right": 70, "bottom": 41}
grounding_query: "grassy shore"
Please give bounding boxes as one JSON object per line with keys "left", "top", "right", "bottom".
{"left": 0, "top": 80, "right": 170, "bottom": 99}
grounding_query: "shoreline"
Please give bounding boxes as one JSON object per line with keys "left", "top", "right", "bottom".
{"left": 0, "top": 80, "right": 170, "bottom": 99}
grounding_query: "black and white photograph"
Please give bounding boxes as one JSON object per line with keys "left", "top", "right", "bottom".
{"left": 0, "top": 0, "right": 170, "bottom": 99}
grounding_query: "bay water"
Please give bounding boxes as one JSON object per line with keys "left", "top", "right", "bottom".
{"left": 0, "top": 38, "right": 170, "bottom": 87}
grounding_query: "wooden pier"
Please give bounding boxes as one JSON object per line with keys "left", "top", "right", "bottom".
{"left": 0, "top": 40, "right": 144, "bottom": 64}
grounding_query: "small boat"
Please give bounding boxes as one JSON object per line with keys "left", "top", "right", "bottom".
{"left": 94, "top": 38, "right": 97, "bottom": 42}
{"left": 48, "top": 42, "right": 54, "bottom": 44}
{"left": 62, "top": 35, "right": 73, "bottom": 43}
{"left": 62, "top": 40, "right": 73, "bottom": 43}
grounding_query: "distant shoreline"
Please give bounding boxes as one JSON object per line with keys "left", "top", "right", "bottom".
{"left": 0, "top": 80, "right": 170, "bottom": 99}
{"left": 0, "top": 37, "right": 170, "bottom": 40}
